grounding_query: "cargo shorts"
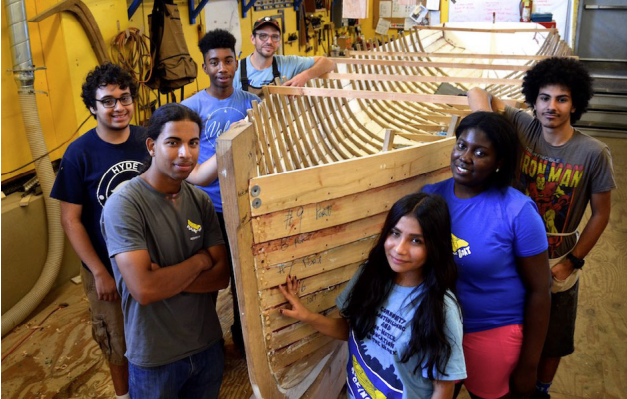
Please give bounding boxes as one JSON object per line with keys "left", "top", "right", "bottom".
{"left": 81, "top": 266, "right": 127, "bottom": 366}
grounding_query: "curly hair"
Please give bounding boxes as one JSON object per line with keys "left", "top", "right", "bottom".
{"left": 522, "top": 57, "right": 593, "bottom": 123}
{"left": 198, "top": 29, "right": 236, "bottom": 59}
{"left": 81, "top": 63, "right": 137, "bottom": 118}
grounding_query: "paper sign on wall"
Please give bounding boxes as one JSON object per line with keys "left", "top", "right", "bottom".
{"left": 376, "top": 18, "right": 392, "bottom": 35}
{"left": 392, "top": 1, "right": 415, "bottom": 18}
{"left": 343, "top": 0, "right": 368, "bottom": 19}
{"left": 426, "top": 0, "right": 439, "bottom": 10}
{"left": 379, "top": 1, "right": 392, "bottom": 18}
{"left": 449, "top": 0, "right": 520, "bottom": 22}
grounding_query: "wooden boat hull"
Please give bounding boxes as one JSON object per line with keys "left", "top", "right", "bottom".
{"left": 216, "top": 22, "right": 574, "bottom": 398}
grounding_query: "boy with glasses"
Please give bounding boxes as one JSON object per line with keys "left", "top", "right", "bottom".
{"left": 51, "top": 63, "right": 147, "bottom": 399}
{"left": 234, "top": 16, "right": 335, "bottom": 95}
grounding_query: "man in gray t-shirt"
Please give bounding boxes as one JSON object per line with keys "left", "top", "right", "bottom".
{"left": 101, "top": 104, "right": 229, "bottom": 399}
{"left": 468, "top": 58, "right": 616, "bottom": 399}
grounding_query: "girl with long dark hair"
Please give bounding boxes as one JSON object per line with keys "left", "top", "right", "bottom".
{"left": 280, "top": 192, "right": 466, "bottom": 399}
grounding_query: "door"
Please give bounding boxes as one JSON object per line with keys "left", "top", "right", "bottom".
{"left": 575, "top": 0, "right": 627, "bottom": 59}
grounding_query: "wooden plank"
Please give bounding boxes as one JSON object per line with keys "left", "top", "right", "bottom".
{"left": 300, "top": 344, "right": 347, "bottom": 399}
{"left": 328, "top": 57, "right": 532, "bottom": 71}
{"left": 270, "top": 333, "right": 335, "bottom": 370}
{"left": 258, "top": 236, "right": 377, "bottom": 289}
{"left": 253, "top": 213, "right": 386, "bottom": 267}
{"left": 266, "top": 308, "right": 341, "bottom": 350}
{"left": 344, "top": 49, "right": 577, "bottom": 60}
{"left": 413, "top": 25, "right": 554, "bottom": 33}
{"left": 263, "top": 283, "right": 348, "bottom": 332}
{"left": 322, "top": 72, "right": 523, "bottom": 86}
{"left": 252, "top": 101, "right": 283, "bottom": 174}
{"left": 251, "top": 169, "right": 449, "bottom": 242}
{"left": 382, "top": 129, "right": 395, "bottom": 152}
{"left": 274, "top": 341, "right": 345, "bottom": 389}
{"left": 216, "top": 122, "right": 281, "bottom": 398}
{"left": 248, "top": 137, "right": 454, "bottom": 216}
{"left": 265, "top": 86, "right": 521, "bottom": 108}
{"left": 395, "top": 131, "right": 449, "bottom": 141}
{"left": 260, "top": 263, "right": 360, "bottom": 310}
{"left": 447, "top": 115, "right": 460, "bottom": 137}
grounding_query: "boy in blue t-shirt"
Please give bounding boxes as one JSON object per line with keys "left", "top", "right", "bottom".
{"left": 51, "top": 63, "right": 147, "bottom": 399}
{"left": 182, "top": 29, "right": 259, "bottom": 353}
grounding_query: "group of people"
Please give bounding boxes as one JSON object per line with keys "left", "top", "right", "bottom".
{"left": 51, "top": 18, "right": 333, "bottom": 399}
{"left": 281, "top": 57, "right": 615, "bottom": 399}
{"left": 50, "top": 14, "right": 615, "bottom": 399}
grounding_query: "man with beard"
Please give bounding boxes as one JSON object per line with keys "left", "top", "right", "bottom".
{"left": 234, "top": 16, "right": 335, "bottom": 95}
{"left": 467, "top": 57, "right": 616, "bottom": 399}
{"left": 182, "top": 29, "right": 259, "bottom": 354}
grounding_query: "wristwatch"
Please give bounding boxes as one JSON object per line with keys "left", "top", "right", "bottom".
{"left": 566, "top": 252, "right": 585, "bottom": 269}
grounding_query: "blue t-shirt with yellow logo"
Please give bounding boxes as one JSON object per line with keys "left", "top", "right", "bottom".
{"left": 422, "top": 178, "right": 548, "bottom": 333}
{"left": 336, "top": 269, "right": 466, "bottom": 399}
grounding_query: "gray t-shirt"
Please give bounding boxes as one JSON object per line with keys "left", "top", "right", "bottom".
{"left": 101, "top": 176, "right": 225, "bottom": 367}
{"left": 505, "top": 106, "right": 616, "bottom": 258}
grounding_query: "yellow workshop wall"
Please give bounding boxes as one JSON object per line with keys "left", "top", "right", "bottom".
{"left": 2, "top": 0, "right": 449, "bottom": 183}
{"left": 1, "top": 0, "right": 206, "bottom": 183}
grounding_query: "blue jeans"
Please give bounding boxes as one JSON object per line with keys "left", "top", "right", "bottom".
{"left": 129, "top": 341, "right": 224, "bottom": 399}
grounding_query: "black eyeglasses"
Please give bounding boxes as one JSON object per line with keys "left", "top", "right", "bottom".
{"left": 256, "top": 33, "right": 281, "bottom": 42}
{"left": 95, "top": 94, "right": 133, "bottom": 108}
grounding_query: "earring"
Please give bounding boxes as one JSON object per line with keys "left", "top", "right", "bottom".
{"left": 496, "top": 168, "right": 500, "bottom": 173}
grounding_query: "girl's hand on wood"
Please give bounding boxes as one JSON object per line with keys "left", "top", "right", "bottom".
{"left": 278, "top": 275, "right": 312, "bottom": 322}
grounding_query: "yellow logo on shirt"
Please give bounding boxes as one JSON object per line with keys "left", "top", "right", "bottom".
{"left": 352, "top": 355, "right": 387, "bottom": 399}
{"left": 187, "top": 220, "right": 202, "bottom": 234}
{"left": 452, "top": 234, "right": 471, "bottom": 258}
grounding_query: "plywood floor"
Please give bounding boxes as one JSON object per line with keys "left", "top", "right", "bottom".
{"left": 2, "top": 137, "right": 625, "bottom": 399}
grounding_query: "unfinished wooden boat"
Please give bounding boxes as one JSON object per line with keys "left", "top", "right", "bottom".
{"left": 216, "top": 23, "right": 573, "bottom": 398}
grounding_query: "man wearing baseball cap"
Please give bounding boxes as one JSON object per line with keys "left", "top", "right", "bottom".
{"left": 234, "top": 16, "right": 335, "bottom": 95}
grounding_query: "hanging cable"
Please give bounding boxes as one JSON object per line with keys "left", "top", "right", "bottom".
{"left": 110, "top": 27, "right": 156, "bottom": 126}
{"left": 1, "top": 114, "right": 91, "bottom": 176}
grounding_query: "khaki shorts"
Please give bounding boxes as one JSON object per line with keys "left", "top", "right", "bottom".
{"left": 81, "top": 267, "right": 127, "bottom": 366}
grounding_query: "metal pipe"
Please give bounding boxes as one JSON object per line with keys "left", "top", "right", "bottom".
{"left": 2, "top": 0, "right": 64, "bottom": 337}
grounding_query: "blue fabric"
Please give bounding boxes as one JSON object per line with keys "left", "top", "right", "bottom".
{"left": 336, "top": 271, "right": 466, "bottom": 399}
{"left": 128, "top": 341, "right": 224, "bottom": 399}
{"left": 50, "top": 126, "right": 147, "bottom": 275}
{"left": 181, "top": 89, "right": 259, "bottom": 212}
{"left": 422, "top": 178, "right": 548, "bottom": 333}
{"left": 233, "top": 55, "right": 315, "bottom": 90}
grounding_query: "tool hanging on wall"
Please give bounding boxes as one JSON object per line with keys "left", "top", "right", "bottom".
{"left": 253, "top": 0, "right": 294, "bottom": 12}
{"left": 29, "top": 0, "right": 110, "bottom": 65}
{"left": 287, "top": 32, "right": 298, "bottom": 46}
{"left": 298, "top": 7, "right": 307, "bottom": 50}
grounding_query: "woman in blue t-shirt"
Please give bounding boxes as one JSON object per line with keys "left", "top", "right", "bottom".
{"left": 279, "top": 192, "right": 467, "bottom": 399}
{"left": 422, "top": 112, "right": 551, "bottom": 399}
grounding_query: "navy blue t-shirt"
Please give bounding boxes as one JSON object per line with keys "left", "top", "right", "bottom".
{"left": 51, "top": 126, "right": 147, "bottom": 275}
